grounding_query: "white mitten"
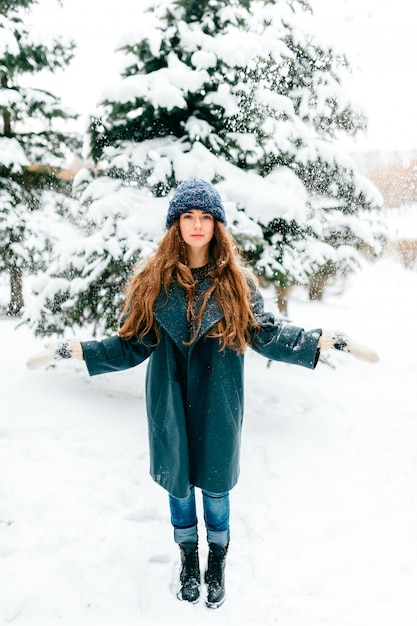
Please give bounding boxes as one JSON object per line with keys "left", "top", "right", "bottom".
{"left": 320, "top": 330, "right": 379, "bottom": 364}
{"left": 26, "top": 339, "right": 83, "bottom": 369}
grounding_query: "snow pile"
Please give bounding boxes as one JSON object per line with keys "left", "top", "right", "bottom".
{"left": 1, "top": 254, "right": 416, "bottom": 625}
{"left": 385, "top": 204, "right": 417, "bottom": 240}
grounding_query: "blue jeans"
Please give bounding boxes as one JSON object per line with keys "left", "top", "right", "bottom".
{"left": 169, "top": 486, "right": 230, "bottom": 546}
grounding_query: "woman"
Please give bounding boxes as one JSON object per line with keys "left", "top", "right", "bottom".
{"left": 27, "top": 178, "right": 378, "bottom": 608}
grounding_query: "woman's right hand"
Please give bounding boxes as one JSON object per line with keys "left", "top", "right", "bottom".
{"left": 26, "top": 339, "right": 83, "bottom": 369}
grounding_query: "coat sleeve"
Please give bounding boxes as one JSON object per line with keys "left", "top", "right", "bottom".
{"left": 248, "top": 282, "right": 321, "bottom": 369}
{"left": 81, "top": 332, "right": 155, "bottom": 376}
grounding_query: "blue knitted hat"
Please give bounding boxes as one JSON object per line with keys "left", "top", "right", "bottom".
{"left": 166, "top": 178, "right": 227, "bottom": 228}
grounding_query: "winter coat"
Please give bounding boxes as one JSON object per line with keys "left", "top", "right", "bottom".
{"left": 81, "top": 276, "right": 321, "bottom": 499}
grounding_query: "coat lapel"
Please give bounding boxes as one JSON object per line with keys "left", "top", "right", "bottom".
{"left": 193, "top": 276, "right": 223, "bottom": 348}
{"left": 154, "top": 283, "right": 189, "bottom": 357}
{"left": 153, "top": 278, "right": 223, "bottom": 357}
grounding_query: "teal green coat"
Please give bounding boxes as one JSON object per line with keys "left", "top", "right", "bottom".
{"left": 82, "top": 278, "right": 321, "bottom": 498}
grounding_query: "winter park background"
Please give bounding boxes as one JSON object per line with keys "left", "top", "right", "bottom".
{"left": 1, "top": 0, "right": 417, "bottom": 625}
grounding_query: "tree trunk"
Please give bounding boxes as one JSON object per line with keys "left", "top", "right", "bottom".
{"left": 276, "top": 285, "right": 292, "bottom": 317}
{"left": 308, "top": 272, "right": 328, "bottom": 301}
{"left": 1, "top": 76, "right": 12, "bottom": 137}
{"left": 8, "top": 268, "right": 24, "bottom": 316}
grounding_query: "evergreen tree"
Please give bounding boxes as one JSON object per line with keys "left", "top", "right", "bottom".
{"left": 26, "top": 0, "right": 382, "bottom": 336}
{"left": 0, "top": 0, "right": 80, "bottom": 315}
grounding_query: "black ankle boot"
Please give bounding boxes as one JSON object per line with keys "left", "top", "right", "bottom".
{"left": 204, "top": 543, "right": 228, "bottom": 608}
{"left": 177, "top": 542, "right": 200, "bottom": 603}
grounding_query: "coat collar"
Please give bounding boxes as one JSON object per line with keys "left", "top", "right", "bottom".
{"left": 153, "top": 278, "right": 223, "bottom": 357}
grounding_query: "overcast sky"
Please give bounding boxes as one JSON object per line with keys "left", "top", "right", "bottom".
{"left": 313, "top": 0, "right": 417, "bottom": 153}
{"left": 28, "top": 0, "right": 417, "bottom": 153}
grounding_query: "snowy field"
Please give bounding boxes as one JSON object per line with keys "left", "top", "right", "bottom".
{"left": 1, "top": 250, "right": 416, "bottom": 626}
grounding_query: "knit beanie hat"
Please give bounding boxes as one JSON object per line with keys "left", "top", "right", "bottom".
{"left": 166, "top": 178, "right": 227, "bottom": 228}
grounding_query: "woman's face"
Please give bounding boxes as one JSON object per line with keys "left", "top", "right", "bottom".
{"left": 179, "top": 210, "right": 215, "bottom": 251}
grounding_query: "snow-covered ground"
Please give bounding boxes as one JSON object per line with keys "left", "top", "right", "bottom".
{"left": 1, "top": 251, "right": 416, "bottom": 626}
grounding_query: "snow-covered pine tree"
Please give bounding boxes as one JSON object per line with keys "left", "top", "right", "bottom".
{"left": 230, "top": 1, "right": 384, "bottom": 302}
{"left": 0, "top": 0, "right": 80, "bottom": 315}
{"left": 26, "top": 0, "right": 382, "bottom": 336}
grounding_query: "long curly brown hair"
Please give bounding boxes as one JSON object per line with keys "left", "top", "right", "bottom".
{"left": 119, "top": 220, "right": 259, "bottom": 353}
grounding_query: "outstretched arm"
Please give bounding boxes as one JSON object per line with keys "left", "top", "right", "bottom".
{"left": 27, "top": 332, "right": 156, "bottom": 375}
{"left": 248, "top": 282, "right": 379, "bottom": 367}
{"left": 248, "top": 285, "right": 321, "bottom": 368}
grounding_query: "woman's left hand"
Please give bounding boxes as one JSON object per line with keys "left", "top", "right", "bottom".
{"left": 319, "top": 330, "right": 379, "bottom": 363}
